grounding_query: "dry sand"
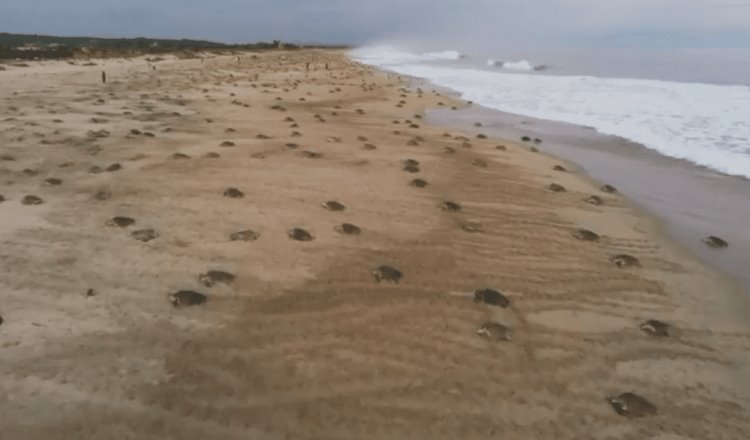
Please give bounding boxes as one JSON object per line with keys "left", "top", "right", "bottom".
{"left": 1, "top": 50, "right": 749, "bottom": 439}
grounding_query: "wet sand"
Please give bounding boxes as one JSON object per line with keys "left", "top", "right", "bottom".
{"left": 2, "top": 51, "right": 750, "bottom": 439}
{"left": 430, "top": 105, "right": 750, "bottom": 295}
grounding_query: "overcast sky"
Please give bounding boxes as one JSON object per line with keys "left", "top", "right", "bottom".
{"left": 2, "top": 0, "right": 750, "bottom": 48}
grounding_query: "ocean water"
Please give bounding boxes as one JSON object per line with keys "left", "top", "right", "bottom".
{"left": 351, "top": 46, "right": 750, "bottom": 179}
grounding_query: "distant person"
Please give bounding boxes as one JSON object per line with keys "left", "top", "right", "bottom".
{"left": 101, "top": 71, "right": 106, "bottom": 84}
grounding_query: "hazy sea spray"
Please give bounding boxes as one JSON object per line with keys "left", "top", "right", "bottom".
{"left": 352, "top": 47, "right": 750, "bottom": 178}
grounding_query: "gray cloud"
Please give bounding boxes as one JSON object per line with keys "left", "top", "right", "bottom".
{"left": 2, "top": 0, "right": 749, "bottom": 48}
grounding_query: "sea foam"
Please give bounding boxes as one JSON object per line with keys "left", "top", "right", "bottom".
{"left": 352, "top": 47, "right": 750, "bottom": 178}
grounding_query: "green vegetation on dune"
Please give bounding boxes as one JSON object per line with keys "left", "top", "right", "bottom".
{"left": 0, "top": 32, "right": 349, "bottom": 60}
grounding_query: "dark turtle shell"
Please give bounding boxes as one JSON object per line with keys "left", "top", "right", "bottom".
{"left": 410, "top": 179, "right": 428, "bottom": 188}
{"left": 611, "top": 254, "right": 640, "bottom": 268}
{"left": 335, "top": 223, "right": 361, "bottom": 235}
{"left": 601, "top": 184, "right": 618, "bottom": 194}
{"left": 106, "top": 216, "right": 135, "bottom": 228}
{"left": 169, "top": 290, "right": 207, "bottom": 308}
{"left": 702, "top": 236, "right": 728, "bottom": 248}
{"left": 21, "top": 195, "right": 44, "bottom": 205}
{"left": 441, "top": 201, "right": 462, "bottom": 212}
{"left": 473, "top": 288, "right": 510, "bottom": 308}
{"left": 640, "top": 319, "right": 670, "bottom": 337}
{"left": 586, "top": 195, "right": 603, "bottom": 205}
{"left": 288, "top": 228, "right": 313, "bottom": 242}
{"left": 548, "top": 183, "right": 566, "bottom": 192}
{"left": 322, "top": 200, "right": 346, "bottom": 211}
{"left": 572, "top": 228, "right": 600, "bottom": 242}
{"left": 223, "top": 188, "right": 245, "bottom": 198}
{"left": 372, "top": 265, "right": 403, "bottom": 283}
{"left": 199, "top": 270, "right": 236, "bottom": 287}
{"left": 229, "top": 230, "right": 260, "bottom": 241}
{"left": 131, "top": 229, "right": 158, "bottom": 242}
{"left": 608, "top": 392, "right": 657, "bottom": 418}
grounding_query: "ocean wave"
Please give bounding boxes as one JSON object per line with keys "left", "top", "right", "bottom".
{"left": 352, "top": 47, "right": 750, "bottom": 178}
{"left": 487, "top": 59, "right": 550, "bottom": 72}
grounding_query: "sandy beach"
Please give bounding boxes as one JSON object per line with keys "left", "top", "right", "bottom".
{"left": 2, "top": 50, "right": 750, "bottom": 439}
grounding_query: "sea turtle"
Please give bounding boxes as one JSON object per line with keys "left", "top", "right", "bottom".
{"left": 372, "top": 265, "right": 403, "bottom": 283}
{"left": 363, "top": 143, "right": 377, "bottom": 150}
{"left": 322, "top": 200, "right": 346, "bottom": 211}
{"left": 44, "top": 178, "right": 62, "bottom": 186}
{"left": 548, "top": 183, "right": 566, "bottom": 192}
{"left": 601, "top": 184, "right": 618, "bottom": 194}
{"left": 21, "top": 195, "right": 43, "bottom": 205}
{"left": 472, "top": 158, "right": 488, "bottom": 168}
{"left": 553, "top": 165, "right": 566, "bottom": 172}
{"left": 473, "top": 288, "right": 510, "bottom": 308}
{"left": 477, "top": 322, "right": 513, "bottom": 341}
{"left": 533, "top": 138, "right": 542, "bottom": 144}
{"left": 288, "top": 228, "right": 313, "bottom": 241}
{"left": 204, "top": 152, "right": 221, "bottom": 158}
{"left": 106, "top": 163, "right": 122, "bottom": 172}
{"left": 441, "top": 147, "right": 455, "bottom": 154}
{"left": 586, "top": 195, "right": 603, "bottom": 205}
{"left": 608, "top": 392, "right": 657, "bottom": 418}
{"left": 357, "top": 136, "right": 368, "bottom": 142}
{"left": 223, "top": 188, "right": 245, "bottom": 198}
{"left": 131, "top": 229, "right": 158, "bottom": 242}
{"left": 220, "top": 141, "right": 235, "bottom": 147}
{"left": 403, "top": 163, "right": 420, "bottom": 173}
{"left": 410, "top": 178, "right": 428, "bottom": 188}
{"left": 477, "top": 134, "right": 487, "bottom": 139}
{"left": 229, "top": 229, "right": 260, "bottom": 241}
{"left": 572, "top": 228, "right": 600, "bottom": 242}
{"left": 169, "top": 290, "right": 207, "bottom": 308}
{"left": 702, "top": 236, "right": 728, "bottom": 248}
{"left": 94, "top": 190, "right": 110, "bottom": 201}
{"left": 521, "top": 136, "right": 532, "bottom": 142}
{"left": 199, "top": 270, "right": 236, "bottom": 287}
{"left": 640, "top": 319, "right": 670, "bottom": 337}
{"left": 611, "top": 254, "right": 640, "bottom": 268}
{"left": 89, "top": 166, "right": 103, "bottom": 174}
{"left": 106, "top": 216, "right": 135, "bottom": 228}
{"left": 461, "top": 222, "right": 484, "bottom": 233}
{"left": 172, "top": 153, "right": 190, "bottom": 159}
{"left": 0, "top": 195, "right": 5, "bottom": 203}
{"left": 301, "top": 150, "right": 322, "bottom": 159}
{"left": 441, "top": 201, "right": 462, "bottom": 212}
{"left": 496, "top": 145, "right": 507, "bottom": 150}
{"left": 335, "top": 223, "right": 361, "bottom": 235}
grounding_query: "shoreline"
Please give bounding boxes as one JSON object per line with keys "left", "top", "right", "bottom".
{"left": 2, "top": 51, "right": 750, "bottom": 438}
{"left": 427, "top": 102, "right": 750, "bottom": 296}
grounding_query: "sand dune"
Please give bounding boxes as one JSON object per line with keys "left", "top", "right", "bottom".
{"left": 1, "top": 51, "right": 749, "bottom": 439}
